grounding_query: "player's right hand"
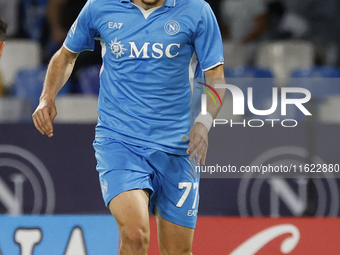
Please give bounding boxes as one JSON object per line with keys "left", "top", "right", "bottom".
{"left": 187, "top": 122, "right": 209, "bottom": 166}
{"left": 32, "top": 99, "right": 57, "bottom": 138}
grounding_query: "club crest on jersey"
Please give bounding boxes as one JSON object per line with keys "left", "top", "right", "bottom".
{"left": 109, "top": 38, "right": 127, "bottom": 58}
{"left": 164, "top": 20, "right": 180, "bottom": 35}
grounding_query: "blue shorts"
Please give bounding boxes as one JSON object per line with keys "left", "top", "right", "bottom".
{"left": 93, "top": 137, "right": 200, "bottom": 229}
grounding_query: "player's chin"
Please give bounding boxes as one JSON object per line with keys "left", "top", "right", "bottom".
{"left": 141, "top": 0, "right": 161, "bottom": 5}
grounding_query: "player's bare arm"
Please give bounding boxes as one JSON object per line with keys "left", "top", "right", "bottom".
{"left": 32, "top": 46, "right": 78, "bottom": 137}
{"left": 187, "top": 64, "right": 226, "bottom": 166}
{"left": 0, "top": 18, "right": 7, "bottom": 59}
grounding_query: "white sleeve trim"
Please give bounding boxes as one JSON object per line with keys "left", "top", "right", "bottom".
{"left": 63, "top": 43, "right": 79, "bottom": 53}
{"left": 63, "top": 42, "right": 94, "bottom": 53}
{"left": 202, "top": 62, "right": 224, "bottom": 72}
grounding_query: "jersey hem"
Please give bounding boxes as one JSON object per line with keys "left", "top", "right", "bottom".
{"left": 95, "top": 131, "right": 188, "bottom": 156}
{"left": 156, "top": 204, "right": 197, "bottom": 229}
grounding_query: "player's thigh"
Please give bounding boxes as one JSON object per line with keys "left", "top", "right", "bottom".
{"left": 151, "top": 153, "right": 199, "bottom": 229}
{"left": 156, "top": 210, "right": 194, "bottom": 255}
{"left": 109, "top": 189, "right": 150, "bottom": 229}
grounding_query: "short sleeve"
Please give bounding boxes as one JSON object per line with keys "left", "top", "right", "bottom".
{"left": 63, "top": 0, "right": 97, "bottom": 53}
{"left": 194, "top": 3, "right": 224, "bottom": 72}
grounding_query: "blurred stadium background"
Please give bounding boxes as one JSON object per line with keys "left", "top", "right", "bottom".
{"left": 1, "top": 0, "right": 340, "bottom": 254}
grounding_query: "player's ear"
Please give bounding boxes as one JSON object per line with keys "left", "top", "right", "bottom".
{"left": 0, "top": 41, "right": 5, "bottom": 58}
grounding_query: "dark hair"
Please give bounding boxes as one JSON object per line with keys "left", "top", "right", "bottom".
{"left": 0, "top": 18, "right": 7, "bottom": 41}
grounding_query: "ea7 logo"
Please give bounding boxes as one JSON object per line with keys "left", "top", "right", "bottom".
{"left": 108, "top": 22, "right": 123, "bottom": 29}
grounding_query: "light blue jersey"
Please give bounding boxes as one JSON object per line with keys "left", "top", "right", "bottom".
{"left": 64, "top": 0, "right": 224, "bottom": 155}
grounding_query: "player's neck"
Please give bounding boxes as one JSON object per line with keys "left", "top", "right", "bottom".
{"left": 132, "top": 0, "right": 165, "bottom": 10}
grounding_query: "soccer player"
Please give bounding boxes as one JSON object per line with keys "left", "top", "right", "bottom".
{"left": 0, "top": 18, "right": 7, "bottom": 58}
{"left": 32, "top": 0, "right": 226, "bottom": 254}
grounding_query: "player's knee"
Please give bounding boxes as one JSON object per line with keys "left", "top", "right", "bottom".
{"left": 120, "top": 225, "right": 149, "bottom": 248}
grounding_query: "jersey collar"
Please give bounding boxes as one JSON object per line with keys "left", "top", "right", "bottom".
{"left": 120, "top": 0, "right": 176, "bottom": 7}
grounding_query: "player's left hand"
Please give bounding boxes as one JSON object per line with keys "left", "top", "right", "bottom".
{"left": 186, "top": 122, "right": 208, "bottom": 166}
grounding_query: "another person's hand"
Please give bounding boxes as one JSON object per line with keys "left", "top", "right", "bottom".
{"left": 32, "top": 99, "right": 57, "bottom": 137}
{"left": 186, "top": 122, "right": 209, "bottom": 166}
